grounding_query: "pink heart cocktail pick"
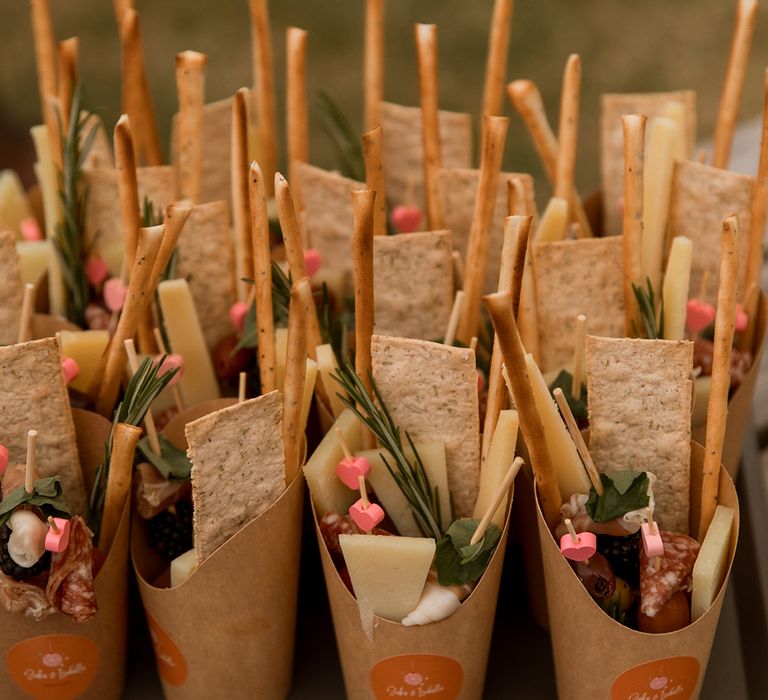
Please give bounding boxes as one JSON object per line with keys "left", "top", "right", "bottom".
{"left": 559, "top": 518, "right": 597, "bottom": 562}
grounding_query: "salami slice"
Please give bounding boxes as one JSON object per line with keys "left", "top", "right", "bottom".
{"left": 640, "top": 531, "right": 699, "bottom": 618}
{"left": 0, "top": 573, "right": 55, "bottom": 620}
{"left": 46, "top": 516, "right": 98, "bottom": 622}
{"left": 134, "top": 462, "right": 190, "bottom": 519}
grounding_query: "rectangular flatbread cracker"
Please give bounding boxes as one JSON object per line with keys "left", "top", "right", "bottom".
{"left": 373, "top": 230, "right": 454, "bottom": 340}
{"left": 381, "top": 101, "right": 473, "bottom": 211}
{"left": 669, "top": 160, "right": 753, "bottom": 304}
{"left": 0, "top": 230, "right": 23, "bottom": 344}
{"left": 371, "top": 335, "right": 479, "bottom": 518}
{"left": 586, "top": 336, "right": 693, "bottom": 533}
{"left": 175, "top": 200, "right": 237, "bottom": 351}
{"left": 294, "top": 161, "right": 363, "bottom": 284}
{"left": 601, "top": 90, "right": 696, "bottom": 236}
{"left": 440, "top": 169, "right": 536, "bottom": 293}
{"left": 533, "top": 236, "right": 625, "bottom": 372}
{"left": 83, "top": 165, "right": 175, "bottom": 276}
{"left": 187, "top": 390, "right": 285, "bottom": 563}
{"left": 0, "top": 338, "right": 85, "bottom": 514}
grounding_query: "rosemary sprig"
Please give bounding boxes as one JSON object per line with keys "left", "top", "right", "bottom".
{"left": 89, "top": 355, "right": 179, "bottom": 541}
{"left": 632, "top": 278, "right": 664, "bottom": 340}
{"left": 142, "top": 195, "right": 161, "bottom": 227}
{"left": 333, "top": 362, "right": 443, "bottom": 540}
{"left": 314, "top": 91, "right": 365, "bottom": 182}
{"left": 54, "top": 82, "right": 99, "bottom": 328}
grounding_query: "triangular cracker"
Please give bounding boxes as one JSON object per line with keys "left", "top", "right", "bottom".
{"left": 585, "top": 336, "right": 693, "bottom": 533}
{"left": 0, "top": 230, "right": 23, "bottom": 345}
{"left": 380, "top": 101, "right": 473, "bottom": 211}
{"left": 601, "top": 91, "right": 696, "bottom": 235}
{"left": 0, "top": 338, "right": 85, "bottom": 514}
{"left": 373, "top": 230, "right": 454, "bottom": 340}
{"left": 533, "top": 236, "right": 625, "bottom": 372}
{"left": 440, "top": 169, "right": 536, "bottom": 292}
{"left": 371, "top": 335, "right": 479, "bottom": 518}
{"left": 669, "top": 160, "right": 753, "bottom": 303}
{"left": 187, "top": 390, "right": 285, "bottom": 563}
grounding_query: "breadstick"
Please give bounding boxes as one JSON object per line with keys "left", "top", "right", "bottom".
{"left": 17, "top": 284, "right": 35, "bottom": 345}
{"left": 95, "top": 225, "right": 164, "bottom": 416}
{"left": 113, "top": 0, "right": 134, "bottom": 23}
{"left": 415, "top": 23, "right": 444, "bottom": 230}
{"left": 482, "top": 215, "right": 531, "bottom": 462}
{"left": 555, "top": 54, "right": 580, "bottom": 221}
{"left": 484, "top": 291, "right": 561, "bottom": 528}
{"left": 283, "top": 282, "right": 307, "bottom": 483}
{"left": 175, "top": 50, "right": 207, "bottom": 203}
{"left": 232, "top": 88, "right": 253, "bottom": 302}
{"left": 352, "top": 189, "right": 376, "bottom": 397}
{"left": 30, "top": 0, "right": 58, "bottom": 156}
{"left": 363, "top": 125, "right": 388, "bottom": 236}
{"left": 249, "top": 162, "right": 277, "bottom": 394}
{"left": 364, "top": 0, "right": 384, "bottom": 129}
{"left": 120, "top": 9, "right": 163, "bottom": 165}
{"left": 481, "top": 0, "right": 514, "bottom": 117}
{"left": 456, "top": 115, "right": 509, "bottom": 345}
{"left": 114, "top": 115, "right": 141, "bottom": 277}
{"left": 712, "top": 0, "right": 758, "bottom": 169}
{"left": 249, "top": 0, "right": 278, "bottom": 196}
{"left": 740, "top": 67, "right": 768, "bottom": 352}
{"left": 57, "top": 38, "right": 78, "bottom": 136}
{"left": 98, "top": 422, "right": 142, "bottom": 555}
{"left": 443, "top": 291, "right": 465, "bottom": 347}
{"left": 286, "top": 28, "right": 309, "bottom": 191}
{"left": 274, "top": 173, "right": 323, "bottom": 358}
{"left": 507, "top": 80, "right": 592, "bottom": 237}
{"left": 622, "top": 114, "right": 646, "bottom": 336}
{"left": 699, "top": 216, "right": 739, "bottom": 539}
{"left": 148, "top": 203, "right": 193, "bottom": 293}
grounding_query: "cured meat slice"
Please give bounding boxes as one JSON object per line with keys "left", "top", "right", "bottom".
{"left": 0, "top": 573, "right": 55, "bottom": 621}
{"left": 46, "top": 516, "right": 97, "bottom": 622}
{"left": 640, "top": 530, "right": 699, "bottom": 618}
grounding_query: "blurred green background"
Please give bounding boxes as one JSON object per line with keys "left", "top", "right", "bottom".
{"left": 1, "top": 0, "right": 767, "bottom": 200}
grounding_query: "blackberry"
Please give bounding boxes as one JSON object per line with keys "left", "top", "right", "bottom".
{"left": 597, "top": 531, "right": 641, "bottom": 587}
{"left": 147, "top": 500, "right": 193, "bottom": 560}
{"left": 0, "top": 524, "right": 51, "bottom": 580}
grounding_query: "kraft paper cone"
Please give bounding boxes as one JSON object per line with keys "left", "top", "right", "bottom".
{"left": 537, "top": 442, "right": 739, "bottom": 700}
{"left": 31, "top": 313, "right": 80, "bottom": 340}
{"left": 692, "top": 291, "right": 767, "bottom": 476}
{"left": 314, "top": 499, "right": 512, "bottom": 700}
{"left": 132, "top": 399, "right": 304, "bottom": 700}
{"left": 0, "top": 409, "right": 131, "bottom": 700}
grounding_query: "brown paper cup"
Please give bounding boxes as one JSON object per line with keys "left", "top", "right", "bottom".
{"left": 0, "top": 408, "right": 131, "bottom": 700}
{"left": 314, "top": 499, "right": 512, "bottom": 700}
{"left": 537, "top": 442, "right": 739, "bottom": 700}
{"left": 692, "top": 290, "right": 767, "bottom": 476}
{"left": 132, "top": 399, "right": 304, "bottom": 700}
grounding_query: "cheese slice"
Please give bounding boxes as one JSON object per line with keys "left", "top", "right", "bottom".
{"left": 357, "top": 441, "right": 451, "bottom": 536}
{"left": 57, "top": 330, "right": 110, "bottom": 395}
{"left": 474, "top": 409, "right": 518, "bottom": 527}
{"left": 170, "top": 549, "right": 197, "bottom": 588}
{"left": 339, "top": 534, "right": 435, "bottom": 622}
{"left": 525, "top": 353, "right": 591, "bottom": 500}
{"left": 300, "top": 358, "right": 318, "bottom": 438}
{"left": 316, "top": 343, "right": 347, "bottom": 417}
{"left": 304, "top": 409, "right": 361, "bottom": 515}
{"left": 535, "top": 196, "right": 568, "bottom": 243}
{"left": 275, "top": 327, "right": 289, "bottom": 391}
{"left": 0, "top": 170, "right": 33, "bottom": 237}
{"left": 16, "top": 240, "right": 50, "bottom": 287}
{"left": 691, "top": 505, "right": 735, "bottom": 621}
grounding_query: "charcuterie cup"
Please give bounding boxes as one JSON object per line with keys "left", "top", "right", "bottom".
{"left": 536, "top": 441, "right": 738, "bottom": 700}
{"left": 0, "top": 408, "right": 130, "bottom": 700}
{"left": 131, "top": 399, "right": 304, "bottom": 700}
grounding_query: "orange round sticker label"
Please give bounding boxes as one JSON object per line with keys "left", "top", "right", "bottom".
{"left": 370, "top": 654, "right": 463, "bottom": 699}
{"left": 7, "top": 634, "right": 99, "bottom": 700}
{"left": 146, "top": 613, "right": 188, "bottom": 686}
{"left": 611, "top": 656, "right": 700, "bottom": 700}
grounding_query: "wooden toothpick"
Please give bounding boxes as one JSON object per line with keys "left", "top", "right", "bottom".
{"left": 470, "top": 456, "right": 524, "bottom": 545}
{"left": 238, "top": 372, "right": 247, "bottom": 403}
{"left": 47, "top": 515, "right": 60, "bottom": 533}
{"left": 553, "top": 388, "right": 603, "bottom": 496}
{"left": 335, "top": 428, "right": 352, "bottom": 459}
{"left": 443, "top": 290, "right": 465, "bottom": 347}
{"left": 25, "top": 429, "right": 38, "bottom": 495}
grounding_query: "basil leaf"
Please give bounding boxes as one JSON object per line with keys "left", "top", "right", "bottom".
{"left": 138, "top": 435, "right": 192, "bottom": 481}
{"left": 549, "top": 370, "right": 588, "bottom": 421}
{"left": 435, "top": 518, "right": 502, "bottom": 586}
{"left": 0, "top": 478, "right": 71, "bottom": 529}
{"left": 585, "top": 471, "right": 650, "bottom": 523}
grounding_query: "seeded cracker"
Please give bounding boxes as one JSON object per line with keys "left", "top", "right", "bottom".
{"left": 0, "top": 338, "right": 86, "bottom": 514}
{"left": 187, "top": 390, "right": 285, "bottom": 563}
{"left": 371, "top": 335, "right": 480, "bottom": 518}
{"left": 585, "top": 336, "right": 693, "bottom": 533}
{"left": 0, "top": 230, "right": 23, "bottom": 345}
{"left": 373, "top": 230, "right": 454, "bottom": 340}
{"left": 533, "top": 237, "right": 625, "bottom": 372}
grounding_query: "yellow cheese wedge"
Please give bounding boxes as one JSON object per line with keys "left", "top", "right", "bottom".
{"left": 0, "top": 170, "right": 33, "bottom": 237}
{"left": 525, "top": 353, "right": 590, "bottom": 500}
{"left": 534, "top": 196, "right": 569, "bottom": 243}
{"left": 357, "top": 441, "right": 451, "bottom": 536}
{"left": 275, "top": 327, "right": 288, "bottom": 391}
{"left": 474, "top": 409, "right": 518, "bottom": 527}
{"left": 16, "top": 240, "right": 50, "bottom": 287}
{"left": 304, "top": 409, "right": 361, "bottom": 515}
{"left": 315, "top": 343, "right": 347, "bottom": 417}
{"left": 300, "top": 358, "right": 318, "bottom": 437}
{"left": 170, "top": 549, "right": 197, "bottom": 588}
{"left": 58, "top": 330, "right": 110, "bottom": 394}
{"left": 339, "top": 534, "right": 435, "bottom": 622}
{"left": 691, "top": 505, "right": 735, "bottom": 621}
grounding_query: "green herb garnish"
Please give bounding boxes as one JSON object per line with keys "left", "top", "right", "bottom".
{"left": 549, "top": 369, "right": 588, "bottom": 421}
{"left": 138, "top": 434, "right": 192, "bottom": 481}
{"left": 0, "top": 477, "right": 70, "bottom": 529}
{"left": 434, "top": 518, "right": 502, "bottom": 586}
{"left": 632, "top": 278, "right": 664, "bottom": 340}
{"left": 585, "top": 470, "right": 650, "bottom": 523}
{"left": 314, "top": 91, "right": 365, "bottom": 182}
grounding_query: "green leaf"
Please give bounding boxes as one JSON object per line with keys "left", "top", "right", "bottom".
{"left": 435, "top": 518, "right": 502, "bottom": 586}
{"left": 138, "top": 434, "right": 192, "bottom": 481}
{"left": 585, "top": 471, "right": 650, "bottom": 523}
{"left": 549, "top": 370, "right": 588, "bottom": 421}
{"left": 0, "top": 478, "right": 71, "bottom": 528}
{"left": 631, "top": 278, "right": 664, "bottom": 340}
